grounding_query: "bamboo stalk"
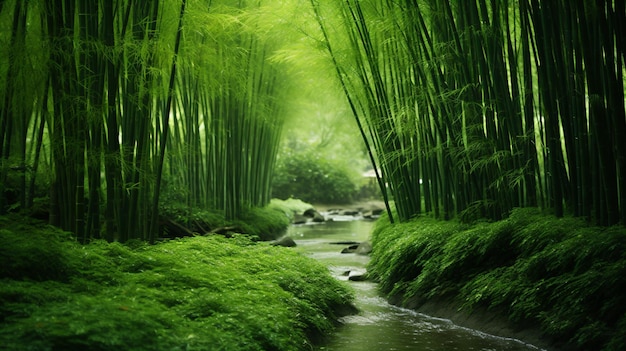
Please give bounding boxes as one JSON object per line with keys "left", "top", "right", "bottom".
{"left": 149, "top": 0, "right": 186, "bottom": 242}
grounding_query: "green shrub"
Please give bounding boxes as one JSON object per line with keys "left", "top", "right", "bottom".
{"left": 272, "top": 150, "right": 358, "bottom": 204}
{"left": 233, "top": 203, "right": 291, "bottom": 240}
{"left": 159, "top": 202, "right": 290, "bottom": 241}
{"left": 269, "top": 198, "right": 315, "bottom": 220}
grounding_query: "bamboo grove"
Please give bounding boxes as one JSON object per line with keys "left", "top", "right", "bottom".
{"left": 0, "top": 0, "right": 296, "bottom": 242}
{"left": 2, "top": 0, "right": 625, "bottom": 244}
{"left": 311, "top": 0, "right": 626, "bottom": 225}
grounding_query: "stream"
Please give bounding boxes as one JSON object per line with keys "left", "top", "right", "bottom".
{"left": 286, "top": 219, "right": 546, "bottom": 351}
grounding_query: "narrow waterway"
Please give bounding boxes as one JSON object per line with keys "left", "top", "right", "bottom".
{"left": 286, "top": 219, "right": 546, "bottom": 351}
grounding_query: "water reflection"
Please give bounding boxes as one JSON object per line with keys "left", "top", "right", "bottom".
{"left": 287, "top": 220, "right": 545, "bottom": 351}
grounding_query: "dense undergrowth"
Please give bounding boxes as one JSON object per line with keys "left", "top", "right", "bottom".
{"left": 0, "top": 214, "right": 355, "bottom": 351}
{"left": 158, "top": 201, "right": 292, "bottom": 241}
{"left": 368, "top": 208, "right": 626, "bottom": 351}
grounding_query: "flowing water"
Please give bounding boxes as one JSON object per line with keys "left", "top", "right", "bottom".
{"left": 286, "top": 219, "right": 546, "bottom": 351}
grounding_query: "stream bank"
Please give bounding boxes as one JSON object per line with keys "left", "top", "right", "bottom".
{"left": 0, "top": 214, "right": 355, "bottom": 351}
{"left": 367, "top": 208, "right": 626, "bottom": 351}
{"left": 287, "top": 218, "right": 546, "bottom": 351}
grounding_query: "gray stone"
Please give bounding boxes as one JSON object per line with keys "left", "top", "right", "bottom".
{"left": 348, "top": 270, "right": 368, "bottom": 281}
{"left": 272, "top": 236, "right": 297, "bottom": 247}
{"left": 303, "top": 208, "right": 325, "bottom": 222}
{"left": 355, "top": 241, "right": 372, "bottom": 255}
{"left": 341, "top": 209, "right": 360, "bottom": 216}
{"left": 341, "top": 244, "right": 359, "bottom": 254}
{"left": 329, "top": 241, "right": 360, "bottom": 245}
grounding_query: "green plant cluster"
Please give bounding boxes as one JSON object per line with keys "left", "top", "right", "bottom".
{"left": 0, "top": 215, "right": 355, "bottom": 351}
{"left": 159, "top": 202, "right": 291, "bottom": 241}
{"left": 269, "top": 198, "right": 316, "bottom": 220}
{"left": 272, "top": 151, "right": 359, "bottom": 204}
{"left": 367, "top": 208, "right": 626, "bottom": 351}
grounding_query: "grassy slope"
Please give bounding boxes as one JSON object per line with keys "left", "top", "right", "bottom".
{"left": 159, "top": 201, "right": 293, "bottom": 241}
{"left": 0, "top": 214, "right": 355, "bottom": 351}
{"left": 367, "top": 208, "right": 626, "bottom": 351}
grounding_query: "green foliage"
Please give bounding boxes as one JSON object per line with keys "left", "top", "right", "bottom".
{"left": 272, "top": 150, "right": 359, "bottom": 204}
{"left": 232, "top": 203, "right": 292, "bottom": 241}
{"left": 0, "top": 215, "right": 355, "bottom": 351}
{"left": 313, "top": 0, "right": 626, "bottom": 225}
{"left": 160, "top": 202, "right": 228, "bottom": 229}
{"left": 368, "top": 208, "right": 626, "bottom": 350}
{"left": 159, "top": 201, "right": 290, "bottom": 241}
{"left": 0, "top": 215, "right": 77, "bottom": 281}
{"left": 2, "top": 0, "right": 309, "bottom": 241}
{"left": 367, "top": 214, "right": 463, "bottom": 299}
{"left": 269, "top": 198, "right": 316, "bottom": 220}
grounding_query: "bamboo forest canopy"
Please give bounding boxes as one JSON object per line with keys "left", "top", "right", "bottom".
{"left": 0, "top": 0, "right": 312, "bottom": 242}
{"left": 311, "top": 0, "right": 626, "bottom": 225}
{"left": 1, "top": 1, "right": 625, "bottom": 244}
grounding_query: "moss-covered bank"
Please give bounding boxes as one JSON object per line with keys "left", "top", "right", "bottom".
{"left": 0, "top": 215, "right": 356, "bottom": 351}
{"left": 367, "top": 208, "right": 626, "bottom": 351}
{"left": 158, "top": 201, "right": 293, "bottom": 241}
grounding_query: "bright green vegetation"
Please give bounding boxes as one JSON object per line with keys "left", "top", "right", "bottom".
{"left": 4, "top": 1, "right": 624, "bottom": 236}
{"left": 312, "top": 0, "right": 626, "bottom": 225}
{"left": 159, "top": 200, "right": 292, "bottom": 241}
{"left": 0, "top": 0, "right": 323, "bottom": 243}
{"left": 270, "top": 198, "right": 318, "bottom": 215}
{"left": 2, "top": 2, "right": 625, "bottom": 348}
{"left": 0, "top": 0, "right": 375, "bottom": 243}
{"left": 0, "top": 215, "right": 356, "bottom": 351}
{"left": 272, "top": 150, "right": 360, "bottom": 204}
{"left": 368, "top": 208, "right": 626, "bottom": 350}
